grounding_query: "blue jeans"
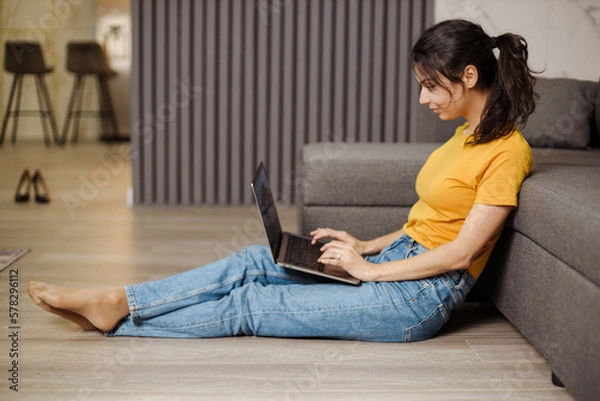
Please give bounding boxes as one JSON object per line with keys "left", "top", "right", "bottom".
{"left": 107, "top": 235, "right": 475, "bottom": 342}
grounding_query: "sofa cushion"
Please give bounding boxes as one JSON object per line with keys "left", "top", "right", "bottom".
{"left": 532, "top": 148, "right": 600, "bottom": 166}
{"left": 508, "top": 164, "right": 600, "bottom": 286}
{"left": 299, "top": 206, "right": 411, "bottom": 240}
{"left": 522, "top": 77, "right": 598, "bottom": 149}
{"left": 594, "top": 78, "right": 600, "bottom": 148}
{"left": 298, "top": 143, "right": 438, "bottom": 207}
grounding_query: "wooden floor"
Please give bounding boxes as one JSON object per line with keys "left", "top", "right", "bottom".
{"left": 0, "top": 141, "right": 575, "bottom": 400}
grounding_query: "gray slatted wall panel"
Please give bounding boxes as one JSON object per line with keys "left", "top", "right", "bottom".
{"left": 131, "top": 0, "right": 141, "bottom": 204}
{"left": 131, "top": 0, "right": 433, "bottom": 205}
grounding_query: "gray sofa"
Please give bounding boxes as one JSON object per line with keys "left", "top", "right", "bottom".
{"left": 297, "top": 77, "right": 600, "bottom": 401}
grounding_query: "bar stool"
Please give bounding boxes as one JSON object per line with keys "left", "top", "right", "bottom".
{"left": 61, "top": 41, "right": 119, "bottom": 144}
{"left": 0, "top": 41, "right": 60, "bottom": 146}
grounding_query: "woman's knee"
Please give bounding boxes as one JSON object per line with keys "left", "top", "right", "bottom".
{"left": 241, "top": 244, "right": 271, "bottom": 258}
{"left": 239, "top": 245, "right": 274, "bottom": 269}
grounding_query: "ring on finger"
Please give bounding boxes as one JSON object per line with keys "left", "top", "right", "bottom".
{"left": 336, "top": 253, "right": 342, "bottom": 260}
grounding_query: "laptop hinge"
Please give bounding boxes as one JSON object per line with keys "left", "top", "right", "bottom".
{"left": 277, "top": 234, "right": 289, "bottom": 263}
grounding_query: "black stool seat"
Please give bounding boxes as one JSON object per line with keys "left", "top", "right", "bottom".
{"left": 66, "top": 41, "right": 116, "bottom": 76}
{"left": 1, "top": 41, "right": 59, "bottom": 146}
{"left": 61, "top": 41, "right": 119, "bottom": 144}
{"left": 4, "top": 42, "right": 53, "bottom": 74}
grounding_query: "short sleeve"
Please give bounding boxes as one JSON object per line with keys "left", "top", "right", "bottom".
{"left": 475, "top": 135, "right": 533, "bottom": 207}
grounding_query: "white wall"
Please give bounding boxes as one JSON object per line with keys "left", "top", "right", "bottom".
{"left": 435, "top": 0, "right": 600, "bottom": 82}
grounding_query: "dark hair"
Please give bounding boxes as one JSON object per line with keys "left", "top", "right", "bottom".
{"left": 411, "top": 19, "right": 538, "bottom": 144}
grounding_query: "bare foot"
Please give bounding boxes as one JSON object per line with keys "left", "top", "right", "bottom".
{"left": 28, "top": 286, "right": 96, "bottom": 330}
{"left": 28, "top": 281, "right": 130, "bottom": 332}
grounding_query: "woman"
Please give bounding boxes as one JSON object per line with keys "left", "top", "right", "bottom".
{"left": 28, "top": 19, "right": 536, "bottom": 342}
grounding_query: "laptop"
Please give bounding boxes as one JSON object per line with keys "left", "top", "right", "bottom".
{"left": 250, "top": 162, "right": 361, "bottom": 285}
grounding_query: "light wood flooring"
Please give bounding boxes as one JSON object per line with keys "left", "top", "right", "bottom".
{"left": 0, "top": 141, "right": 575, "bottom": 400}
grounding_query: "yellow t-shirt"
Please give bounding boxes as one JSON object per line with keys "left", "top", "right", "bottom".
{"left": 403, "top": 123, "right": 533, "bottom": 280}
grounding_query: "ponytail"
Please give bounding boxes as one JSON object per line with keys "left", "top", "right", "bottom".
{"left": 412, "top": 19, "right": 538, "bottom": 144}
{"left": 479, "top": 33, "right": 537, "bottom": 143}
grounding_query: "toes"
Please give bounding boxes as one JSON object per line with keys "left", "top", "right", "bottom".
{"left": 28, "top": 281, "right": 40, "bottom": 290}
{"left": 29, "top": 292, "right": 42, "bottom": 305}
{"left": 28, "top": 281, "right": 43, "bottom": 298}
{"left": 27, "top": 283, "right": 40, "bottom": 304}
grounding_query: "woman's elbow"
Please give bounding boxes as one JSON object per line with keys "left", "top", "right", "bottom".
{"left": 449, "top": 246, "right": 475, "bottom": 271}
{"left": 450, "top": 255, "right": 471, "bottom": 271}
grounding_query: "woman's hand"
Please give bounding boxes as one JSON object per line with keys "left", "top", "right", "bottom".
{"left": 310, "top": 228, "right": 376, "bottom": 281}
{"left": 310, "top": 228, "right": 367, "bottom": 254}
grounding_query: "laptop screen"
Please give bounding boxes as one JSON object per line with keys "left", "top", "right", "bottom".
{"left": 251, "top": 162, "right": 283, "bottom": 258}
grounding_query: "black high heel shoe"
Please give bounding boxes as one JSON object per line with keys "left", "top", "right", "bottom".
{"left": 32, "top": 170, "right": 51, "bottom": 203}
{"left": 15, "top": 169, "right": 32, "bottom": 203}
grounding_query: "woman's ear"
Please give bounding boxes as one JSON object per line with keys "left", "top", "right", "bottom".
{"left": 462, "top": 65, "right": 479, "bottom": 89}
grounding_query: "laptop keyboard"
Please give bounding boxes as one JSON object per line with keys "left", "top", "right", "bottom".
{"left": 284, "top": 236, "right": 324, "bottom": 272}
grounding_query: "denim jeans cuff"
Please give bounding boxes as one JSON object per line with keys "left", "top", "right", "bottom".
{"left": 124, "top": 285, "right": 140, "bottom": 324}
